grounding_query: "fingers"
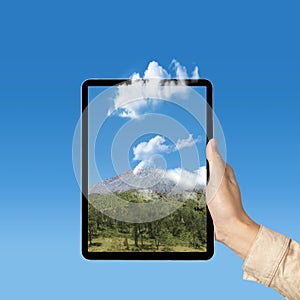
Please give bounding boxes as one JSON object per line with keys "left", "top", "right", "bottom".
{"left": 225, "top": 163, "right": 238, "bottom": 185}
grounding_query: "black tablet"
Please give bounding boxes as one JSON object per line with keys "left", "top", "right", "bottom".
{"left": 81, "top": 79, "right": 213, "bottom": 260}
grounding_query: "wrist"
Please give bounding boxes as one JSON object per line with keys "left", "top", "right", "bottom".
{"left": 219, "top": 217, "right": 260, "bottom": 260}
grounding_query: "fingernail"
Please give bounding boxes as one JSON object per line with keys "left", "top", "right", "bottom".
{"left": 211, "top": 139, "right": 217, "bottom": 151}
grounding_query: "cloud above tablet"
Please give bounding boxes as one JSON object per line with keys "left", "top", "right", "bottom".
{"left": 108, "top": 60, "right": 200, "bottom": 119}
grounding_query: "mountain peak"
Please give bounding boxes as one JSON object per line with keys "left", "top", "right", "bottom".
{"left": 89, "top": 168, "right": 204, "bottom": 195}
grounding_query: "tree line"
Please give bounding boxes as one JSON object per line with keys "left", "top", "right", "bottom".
{"left": 88, "top": 190, "right": 207, "bottom": 252}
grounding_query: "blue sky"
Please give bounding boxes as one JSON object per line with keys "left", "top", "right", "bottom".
{"left": 1, "top": 0, "right": 300, "bottom": 299}
{"left": 86, "top": 78, "right": 207, "bottom": 185}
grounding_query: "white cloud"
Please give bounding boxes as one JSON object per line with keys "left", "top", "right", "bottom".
{"left": 110, "top": 60, "right": 200, "bottom": 119}
{"left": 171, "top": 59, "right": 188, "bottom": 79}
{"left": 191, "top": 66, "right": 200, "bottom": 79}
{"left": 119, "top": 108, "right": 138, "bottom": 119}
{"left": 131, "top": 135, "right": 206, "bottom": 187}
{"left": 143, "top": 61, "right": 170, "bottom": 79}
{"left": 133, "top": 159, "right": 155, "bottom": 174}
{"left": 175, "top": 134, "right": 201, "bottom": 150}
{"left": 132, "top": 134, "right": 202, "bottom": 174}
{"left": 116, "top": 99, "right": 146, "bottom": 119}
{"left": 131, "top": 72, "right": 141, "bottom": 81}
{"left": 111, "top": 79, "right": 163, "bottom": 119}
{"left": 133, "top": 135, "right": 169, "bottom": 161}
{"left": 165, "top": 167, "right": 206, "bottom": 189}
{"left": 194, "top": 166, "right": 207, "bottom": 187}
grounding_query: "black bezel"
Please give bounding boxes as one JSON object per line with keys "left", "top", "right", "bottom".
{"left": 81, "top": 79, "right": 214, "bottom": 260}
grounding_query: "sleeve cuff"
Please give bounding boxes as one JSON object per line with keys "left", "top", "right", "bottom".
{"left": 242, "top": 225, "right": 290, "bottom": 286}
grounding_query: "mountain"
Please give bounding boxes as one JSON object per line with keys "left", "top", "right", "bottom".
{"left": 88, "top": 168, "right": 204, "bottom": 195}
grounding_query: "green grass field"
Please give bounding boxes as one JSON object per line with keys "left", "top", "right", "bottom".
{"left": 89, "top": 236, "right": 206, "bottom": 252}
{"left": 88, "top": 190, "right": 207, "bottom": 252}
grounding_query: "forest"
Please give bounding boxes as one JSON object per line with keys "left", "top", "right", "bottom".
{"left": 88, "top": 190, "right": 207, "bottom": 252}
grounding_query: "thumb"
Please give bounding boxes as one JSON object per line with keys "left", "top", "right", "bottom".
{"left": 206, "top": 139, "right": 223, "bottom": 165}
{"left": 206, "top": 139, "right": 226, "bottom": 201}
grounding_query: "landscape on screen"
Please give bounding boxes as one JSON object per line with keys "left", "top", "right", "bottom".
{"left": 87, "top": 64, "right": 207, "bottom": 252}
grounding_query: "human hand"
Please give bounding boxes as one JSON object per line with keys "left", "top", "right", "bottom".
{"left": 206, "top": 139, "right": 260, "bottom": 260}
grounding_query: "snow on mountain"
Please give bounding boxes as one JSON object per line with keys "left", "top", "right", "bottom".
{"left": 88, "top": 168, "right": 205, "bottom": 195}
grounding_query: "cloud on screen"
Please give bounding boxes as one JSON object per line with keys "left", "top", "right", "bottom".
{"left": 165, "top": 167, "right": 206, "bottom": 189}
{"left": 132, "top": 134, "right": 203, "bottom": 186}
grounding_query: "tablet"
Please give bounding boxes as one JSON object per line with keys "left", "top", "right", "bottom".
{"left": 81, "top": 79, "right": 213, "bottom": 260}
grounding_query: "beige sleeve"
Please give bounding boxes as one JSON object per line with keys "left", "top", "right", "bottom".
{"left": 242, "top": 226, "right": 300, "bottom": 300}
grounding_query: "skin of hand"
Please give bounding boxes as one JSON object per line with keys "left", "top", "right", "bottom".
{"left": 206, "top": 139, "right": 260, "bottom": 260}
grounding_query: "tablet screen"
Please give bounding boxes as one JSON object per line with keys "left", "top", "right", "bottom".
{"left": 81, "top": 79, "right": 213, "bottom": 259}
